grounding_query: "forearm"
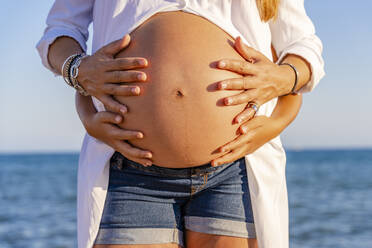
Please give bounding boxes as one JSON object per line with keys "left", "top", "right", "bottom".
{"left": 75, "top": 92, "right": 96, "bottom": 130}
{"left": 270, "top": 93, "right": 302, "bottom": 133}
{"left": 278, "top": 54, "right": 312, "bottom": 95}
{"left": 48, "top": 36, "right": 84, "bottom": 75}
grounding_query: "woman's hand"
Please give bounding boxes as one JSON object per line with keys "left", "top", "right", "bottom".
{"left": 216, "top": 36, "right": 296, "bottom": 124}
{"left": 75, "top": 93, "right": 153, "bottom": 167}
{"left": 77, "top": 34, "right": 148, "bottom": 115}
{"left": 87, "top": 112, "right": 153, "bottom": 167}
{"left": 210, "top": 115, "right": 280, "bottom": 166}
{"left": 210, "top": 93, "right": 302, "bottom": 167}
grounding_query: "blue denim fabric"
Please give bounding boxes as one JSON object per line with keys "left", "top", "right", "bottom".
{"left": 94, "top": 152, "right": 256, "bottom": 247}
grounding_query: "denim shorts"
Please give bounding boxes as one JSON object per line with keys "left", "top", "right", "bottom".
{"left": 94, "top": 151, "right": 256, "bottom": 247}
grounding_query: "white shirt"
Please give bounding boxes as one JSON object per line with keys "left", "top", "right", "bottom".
{"left": 36, "top": 1, "right": 325, "bottom": 248}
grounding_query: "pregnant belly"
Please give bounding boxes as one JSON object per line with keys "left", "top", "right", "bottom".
{"left": 115, "top": 11, "right": 247, "bottom": 168}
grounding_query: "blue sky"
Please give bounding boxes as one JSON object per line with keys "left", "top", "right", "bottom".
{"left": 0, "top": 0, "right": 371, "bottom": 152}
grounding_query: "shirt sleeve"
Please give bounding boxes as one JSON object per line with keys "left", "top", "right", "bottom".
{"left": 35, "top": 0, "right": 94, "bottom": 76}
{"left": 269, "top": 0, "right": 325, "bottom": 94}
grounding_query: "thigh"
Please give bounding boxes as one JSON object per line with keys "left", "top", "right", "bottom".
{"left": 94, "top": 154, "right": 188, "bottom": 247}
{"left": 185, "top": 230, "right": 257, "bottom": 248}
{"left": 184, "top": 157, "right": 256, "bottom": 242}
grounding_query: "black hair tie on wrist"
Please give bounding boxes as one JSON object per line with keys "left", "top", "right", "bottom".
{"left": 280, "top": 62, "right": 298, "bottom": 95}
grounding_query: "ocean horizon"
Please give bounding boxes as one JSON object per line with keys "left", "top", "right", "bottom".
{"left": 1, "top": 149, "right": 371, "bottom": 247}
{"left": 2, "top": 147, "right": 372, "bottom": 154}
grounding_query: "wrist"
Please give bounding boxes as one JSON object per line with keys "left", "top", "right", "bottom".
{"left": 70, "top": 54, "right": 90, "bottom": 96}
{"left": 61, "top": 53, "right": 90, "bottom": 96}
{"left": 62, "top": 53, "right": 81, "bottom": 86}
{"left": 269, "top": 115, "right": 287, "bottom": 135}
{"left": 75, "top": 92, "right": 95, "bottom": 130}
{"left": 48, "top": 36, "right": 83, "bottom": 75}
{"left": 277, "top": 63, "right": 297, "bottom": 96}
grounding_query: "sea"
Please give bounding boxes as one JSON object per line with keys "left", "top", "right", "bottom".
{"left": 0, "top": 149, "right": 371, "bottom": 248}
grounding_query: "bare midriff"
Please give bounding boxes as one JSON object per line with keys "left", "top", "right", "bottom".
{"left": 115, "top": 11, "right": 247, "bottom": 168}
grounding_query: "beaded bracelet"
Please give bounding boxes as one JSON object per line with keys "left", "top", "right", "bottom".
{"left": 279, "top": 62, "right": 299, "bottom": 94}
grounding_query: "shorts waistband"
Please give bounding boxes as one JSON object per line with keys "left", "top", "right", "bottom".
{"left": 110, "top": 151, "right": 236, "bottom": 178}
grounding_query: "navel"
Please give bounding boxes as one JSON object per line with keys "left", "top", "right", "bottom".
{"left": 173, "top": 88, "right": 185, "bottom": 98}
{"left": 176, "top": 90, "right": 184, "bottom": 97}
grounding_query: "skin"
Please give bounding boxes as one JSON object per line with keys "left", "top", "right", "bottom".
{"left": 76, "top": 38, "right": 302, "bottom": 247}
{"left": 108, "top": 11, "right": 286, "bottom": 167}
{"left": 213, "top": 36, "right": 310, "bottom": 128}
{"left": 48, "top": 14, "right": 308, "bottom": 248}
{"left": 49, "top": 35, "right": 154, "bottom": 166}
{"left": 48, "top": 35, "right": 310, "bottom": 168}
{"left": 211, "top": 93, "right": 302, "bottom": 167}
{"left": 210, "top": 36, "right": 307, "bottom": 166}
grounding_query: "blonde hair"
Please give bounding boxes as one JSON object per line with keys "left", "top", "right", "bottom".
{"left": 256, "top": 0, "right": 280, "bottom": 22}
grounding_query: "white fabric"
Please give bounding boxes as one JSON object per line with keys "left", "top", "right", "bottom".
{"left": 36, "top": 1, "right": 325, "bottom": 247}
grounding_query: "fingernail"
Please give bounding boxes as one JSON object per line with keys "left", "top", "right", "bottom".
{"left": 137, "top": 73, "right": 146, "bottom": 81}
{"left": 220, "top": 147, "right": 227, "bottom": 152}
{"left": 236, "top": 117, "right": 243, "bottom": 124}
{"left": 115, "top": 116, "right": 122, "bottom": 123}
{"left": 132, "top": 87, "right": 140, "bottom": 94}
{"left": 241, "top": 127, "right": 247, "bottom": 134}
{"left": 225, "top": 98, "right": 232, "bottom": 105}
{"left": 145, "top": 153, "right": 152, "bottom": 158}
{"left": 220, "top": 82, "right": 227, "bottom": 89}
{"left": 213, "top": 161, "right": 219, "bottom": 166}
{"left": 139, "top": 59, "right": 147, "bottom": 66}
{"left": 120, "top": 107, "right": 127, "bottom": 114}
{"left": 137, "top": 132, "right": 143, "bottom": 138}
{"left": 218, "top": 61, "right": 226, "bottom": 68}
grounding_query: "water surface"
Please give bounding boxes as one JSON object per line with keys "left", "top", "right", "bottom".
{"left": 0, "top": 150, "right": 371, "bottom": 247}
